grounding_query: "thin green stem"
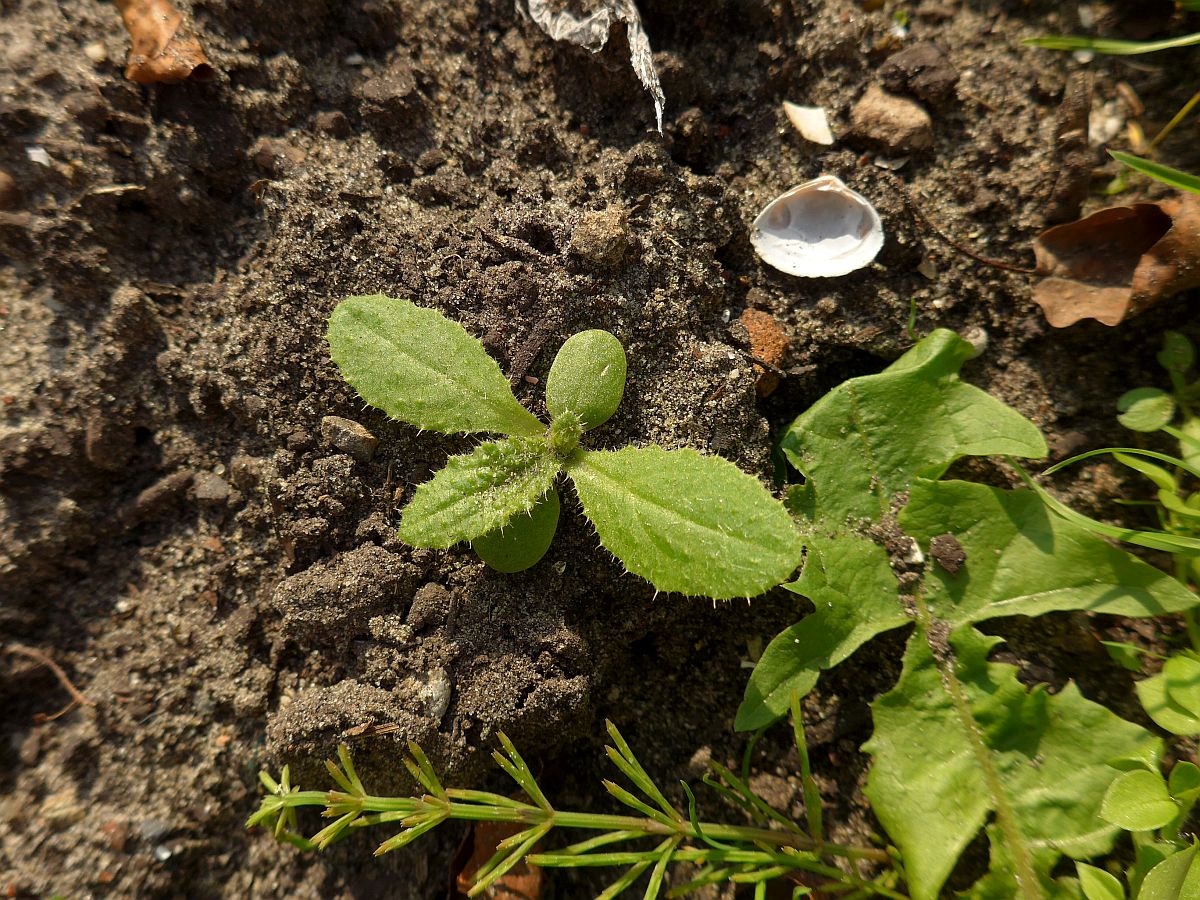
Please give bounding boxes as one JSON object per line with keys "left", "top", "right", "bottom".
{"left": 909, "top": 591, "right": 1042, "bottom": 900}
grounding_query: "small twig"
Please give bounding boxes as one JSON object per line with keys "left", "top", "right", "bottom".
{"left": 7, "top": 643, "right": 94, "bottom": 722}
{"left": 885, "top": 173, "right": 1038, "bottom": 275}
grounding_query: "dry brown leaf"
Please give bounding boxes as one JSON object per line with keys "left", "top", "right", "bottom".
{"left": 1032, "top": 192, "right": 1200, "bottom": 327}
{"left": 114, "top": 0, "right": 213, "bottom": 85}
{"left": 453, "top": 821, "right": 542, "bottom": 900}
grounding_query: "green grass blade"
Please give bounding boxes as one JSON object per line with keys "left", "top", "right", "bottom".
{"left": 1025, "top": 32, "right": 1200, "bottom": 54}
{"left": 1015, "top": 463, "right": 1200, "bottom": 554}
{"left": 1110, "top": 151, "right": 1200, "bottom": 195}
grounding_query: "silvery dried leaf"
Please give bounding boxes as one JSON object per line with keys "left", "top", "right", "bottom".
{"left": 523, "top": 0, "right": 665, "bottom": 132}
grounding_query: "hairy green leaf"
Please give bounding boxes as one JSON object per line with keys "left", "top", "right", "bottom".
{"left": 328, "top": 294, "right": 544, "bottom": 437}
{"left": 781, "top": 329, "right": 1046, "bottom": 524}
{"left": 399, "top": 437, "right": 560, "bottom": 548}
{"left": 864, "top": 627, "right": 1159, "bottom": 900}
{"left": 473, "top": 489, "right": 561, "bottom": 573}
{"left": 1100, "top": 769, "right": 1177, "bottom": 831}
{"left": 546, "top": 330, "right": 627, "bottom": 431}
{"left": 566, "top": 447, "right": 801, "bottom": 599}
{"left": 900, "top": 479, "right": 1199, "bottom": 624}
{"left": 1117, "top": 388, "right": 1176, "bottom": 433}
{"left": 735, "top": 534, "right": 908, "bottom": 730}
{"left": 1138, "top": 844, "right": 1200, "bottom": 900}
{"left": 1076, "top": 863, "right": 1125, "bottom": 900}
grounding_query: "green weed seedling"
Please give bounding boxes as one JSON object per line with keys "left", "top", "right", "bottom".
{"left": 736, "top": 330, "right": 1199, "bottom": 900}
{"left": 248, "top": 709, "right": 906, "bottom": 899}
{"left": 1076, "top": 755, "right": 1200, "bottom": 899}
{"left": 326, "top": 295, "right": 800, "bottom": 599}
{"left": 1040, "top": 332, "right": 1200, "bottom": 735}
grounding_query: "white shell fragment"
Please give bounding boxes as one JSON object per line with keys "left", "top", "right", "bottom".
{"left": 782, "top": 101, "right": 835, "bottom": 146}
{"left": 751, "top": 175, "right": 884, "bottom": 277}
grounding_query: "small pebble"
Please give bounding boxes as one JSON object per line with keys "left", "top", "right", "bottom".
{"left": 850, "top": 84, "right": 933, "bottom": 154}
{"left": 738, "top": 308, "right": 790, "bottom": 398}
{"left": 0, "top": 170, "right": 20, "bottom": 209}
{"left": 929, "top": 533, "right": 966, "bottom": 575}
{"left": 879, "top": 42, "right": 959, "bottom": 106}
{"left": 406, "top": 582, "right": 451, "bottom": 630}
{"left": 570, "top": 207, "right": 634, "bottom": 271}
{"left": 320, "top": 416, "right": 379, "bottom": 462}
{"left": 250, "top": 137, "right": 306, "bottom": 179}
{"left": 312, "top": 110, "right": 351, "bottom": 138}
{"left": 192, "top": 471, "right": 233, "bottom": 505}
{"left": 84, "top": 41, "right": 108, "bottom": 64}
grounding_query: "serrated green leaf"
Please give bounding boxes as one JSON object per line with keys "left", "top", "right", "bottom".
{"left": 399, "top": 437, "right": 561, "bottom": 548}
{"left": 1159, "top": 332, "right": 1195, "bottom": 374}
{"left": 1137, "top": 673, "right": 1200, "bottom": 736}
{"left": 1078, "top": 863, "right": 1125, "bottom": 900}
{"left": 864, "top": 627, "right": 1159, "bottom": 900}
{"left": 1138, "top": 844, "right": 1200, "bottom": 900}
{"left": 566, "top": 446, "right": 802, "bottom": 599}
{"left": 780, "top": 329, "right": 1046, "bottom": 524}
{"left": 900, "top": 479, "right": 1199, "bottom": 625}
{"left": 735, "top": 534, "right": 909, "bottom": 731}
{"left": 473, "top": 488, "right": 560, "bottom": 573}
{"left": 1100, "top": 769, "right": 1177, "bottom": 831}
{"left": 328, "top": 294, "right": 544, "bottom": 437}
{"left": 1117, "top": 388, "right": 1176, "bottom": 433}
{"left": 1164, "top": 655, "right": 1200, "bottom": 718}
{"left": 546, "top": 330, "right": 627, "bottom": 432}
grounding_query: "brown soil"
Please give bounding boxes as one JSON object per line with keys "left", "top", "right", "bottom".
{"left": 2, "top": 0, "right": 1199, "bottom": 897}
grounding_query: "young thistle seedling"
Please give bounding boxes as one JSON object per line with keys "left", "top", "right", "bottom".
{"left": 327, "top": 295, "right": 800, "bottom": 599}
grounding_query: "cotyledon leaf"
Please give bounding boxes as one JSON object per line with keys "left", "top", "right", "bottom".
{"left": 735, "top": 533, "right": 909, "bottom": 731}
{"left": 565, "top": 446, "right": 802, "bottom": 599}
{"left": 780, "top": 329, "right": 1046, "bottom": 525}
{"left": 399, "top": 436, "right": 561, "bottom": 549}
{"left": 473, "top": 489, "right": 561, "bottom": 573}
{"left": 863, "top": 627, "right": 1159, "bottom": 900}
{"left": 328, "top": 294, "right": 544, "bottom": 437}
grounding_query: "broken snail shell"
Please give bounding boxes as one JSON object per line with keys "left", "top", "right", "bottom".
{"left": 751, "top": 175, "right": 884, "bottom": 277}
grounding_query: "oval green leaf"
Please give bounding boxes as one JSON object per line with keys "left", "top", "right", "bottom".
{"left": 546, "top": 330, "right": 627, "bottom": 431}
{"left": 566, "top": 446, "right": 802, "bottom": 599}
{"left": 473, "top": 489, "right": 560, "bottom": 573}
{"left": 1116, "top": 388, "right": 1175, "bottom": 433}
{"left": 1100, "top": 769, "right": 1177, "bottom": 831}
{"left": 1159, "top": 332, "right": 1195, "bottom": 373}
{"left": 1170, "top": 762, "right": 1200, "bottom": 802}
{"left": 328, "top": 294, "right": 544, "bottom": 437}
{"left": 1138, "top": 673, "right": 1200, "bottom": 736}
{"left": 1164, "top": 655, "right": 1200, "bottom": 718}
{"left": 1076, "top": 863, "right": 1125, "bottom": 900}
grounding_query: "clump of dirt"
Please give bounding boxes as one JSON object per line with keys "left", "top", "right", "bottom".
{"left": 2, "top": 0, "right": 1198, "bottom": 896}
